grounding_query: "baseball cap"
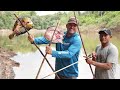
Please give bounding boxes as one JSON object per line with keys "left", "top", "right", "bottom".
{"left": 67, "top": 17, "right": 78, "bottom": 25}
{"left": 98, "top": 28, "right": 112, "bottom": 36}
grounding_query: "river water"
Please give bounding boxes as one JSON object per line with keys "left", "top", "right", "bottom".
{"left": 12, "top": 47, "right": 120, "bottom": 79}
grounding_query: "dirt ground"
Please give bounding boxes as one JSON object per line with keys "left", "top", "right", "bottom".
{"left": 0, "top": 47, "right": 20, "bottom": 79}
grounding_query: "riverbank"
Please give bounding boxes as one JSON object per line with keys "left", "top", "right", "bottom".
{"left": 0, "top": 47, "right": 20, "bottom": 79}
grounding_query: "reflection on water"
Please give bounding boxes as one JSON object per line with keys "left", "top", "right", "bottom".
{"left": 12, "top": 46, "right": 120, "bottom": 79}
{"left": 12, "top": 47, "right": 56, "bottom": 79}
{"left": 12, "top": 47, "right": 95, "bottom": 79}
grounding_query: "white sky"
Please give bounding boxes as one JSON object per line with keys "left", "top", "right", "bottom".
{"left": 35, "top": 11, "right": 69, "bottom": 16}
{"left": 35, "top": 11, "right": 85, "bottom": 16}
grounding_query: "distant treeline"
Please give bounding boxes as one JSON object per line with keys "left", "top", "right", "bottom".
{"left": 0, "top": 11, "right": 120, "bottom": 31}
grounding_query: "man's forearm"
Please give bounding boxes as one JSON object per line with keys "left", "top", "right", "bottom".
{"left": 92, "top": 61, "right": 112, "bottom": 70}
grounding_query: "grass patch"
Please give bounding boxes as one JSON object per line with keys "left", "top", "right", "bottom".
{"left": 81, "top": 32, "right": 99, "bottom": 55}
{"left": 0, "top": 33, "right": 56, "bottom": 53}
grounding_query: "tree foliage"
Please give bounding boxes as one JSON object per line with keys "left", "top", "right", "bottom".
{"left": 0, "top": 11, "right": 120, "bottom": 30}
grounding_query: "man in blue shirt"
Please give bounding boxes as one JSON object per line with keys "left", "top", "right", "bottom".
{"left": 28, "top": 17, "right": 82, "bottom": 79}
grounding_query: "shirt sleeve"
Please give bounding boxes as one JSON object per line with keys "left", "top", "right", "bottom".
{"left": 95, "top": 45, "right": 100, "bottom": 53}
{"left": 52, "top": 37, "right": 82, "bottom": 59}
{"left": 107, "top": 46, "right": 118, "bottom": 64}
{"left": 34, "top": 36, "right": 50, "bottom": 45}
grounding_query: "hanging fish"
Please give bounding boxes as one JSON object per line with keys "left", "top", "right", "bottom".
{"left": 44, "top": 26, "right": 64, "bottom": 43}
{"left": 9, "top": 17, "right": 33, "bottom": 39}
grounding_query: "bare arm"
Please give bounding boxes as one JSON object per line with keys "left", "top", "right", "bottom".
{"left": 86, "top": 58, "right": 112, "bottom": 70}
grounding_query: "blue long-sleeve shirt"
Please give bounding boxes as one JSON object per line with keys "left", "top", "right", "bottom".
{"left": 34, "top": 32, "right": 82, "bottom": 77}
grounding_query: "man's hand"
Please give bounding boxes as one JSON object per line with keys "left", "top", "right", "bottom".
{"left": 83, "top": 56, "right": 94, "bottom": 65}
{"left": 28, "top": 35, "right": 34, "bottom": 44}
{"left": 92, "top": 52, "right": 97, "bottom": 61}
{"left": 46, "top": 45, "right": 52, "bottom": 54}
{"left": 86, "top": 58, "right": 94, "bottom": 64}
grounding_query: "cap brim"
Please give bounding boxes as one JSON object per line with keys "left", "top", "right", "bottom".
{"left": 99, "top": 31, "right": 108, "bottom": 35}
{"left": 99, "top": 31, "right": 112, "bottom": 36}
{"left": 67, "top": 21, "right": 77, "bottom": 24}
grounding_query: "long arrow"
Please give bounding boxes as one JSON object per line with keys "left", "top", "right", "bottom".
{"left": 35, "top": 20, "right": 60, "bottom": 79}
{"left": 40, "top": 54, "right": 92, "bottom": 79}
{"left": 14, "top": 14, "right": 60, "bottom": 79}
{"left": 73, "top": 11, "right": 95, "bottom": 78}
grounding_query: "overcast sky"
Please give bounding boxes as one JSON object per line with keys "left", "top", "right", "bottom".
{"left": 35, "top": 11, "right": 85, "bottom": 16}
{"left": 35, "top": 11, "right": 69, "bottom": 16}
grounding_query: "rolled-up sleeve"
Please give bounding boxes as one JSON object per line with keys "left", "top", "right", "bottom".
{"left": 34, "top": 37, "right": 50, "bottom": 45}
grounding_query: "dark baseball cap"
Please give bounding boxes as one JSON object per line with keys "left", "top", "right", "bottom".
{"left": 98, "top": 28, "right": 112, "bottom": 36}
{"left": 67, "top": 17, "right": 78, "bottom": 25}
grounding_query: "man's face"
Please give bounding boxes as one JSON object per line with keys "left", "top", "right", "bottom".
{"left": 66, "top": 23, "right": 77, "bottom": 35}
{"left": 99, "top": 32, "right": 111, "bottom": 44}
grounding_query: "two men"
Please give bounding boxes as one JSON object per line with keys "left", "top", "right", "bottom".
{"left": 28, "top": 17, "right": 118, "bottom": 79}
